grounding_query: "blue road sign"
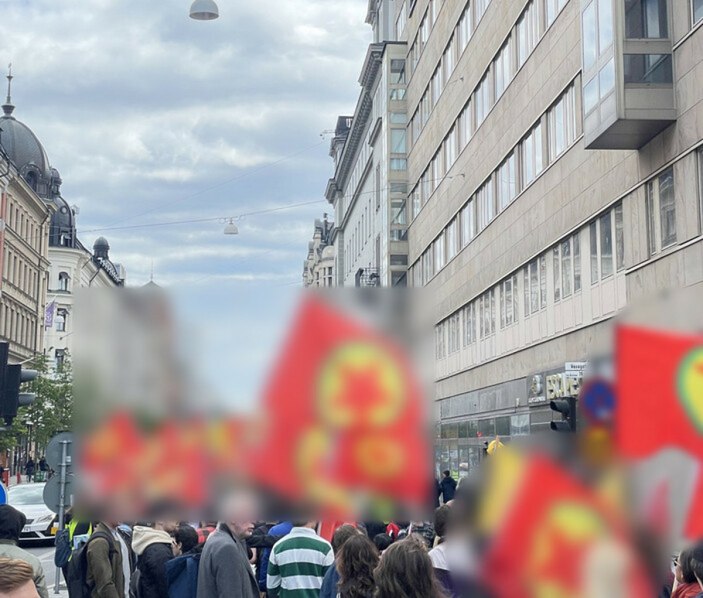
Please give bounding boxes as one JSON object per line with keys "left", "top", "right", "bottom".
{"left": 580, "top": 378, "right": 615, "bottom": 423}
{"left": 0, "top": 482, "right": 7, "bottom": 505}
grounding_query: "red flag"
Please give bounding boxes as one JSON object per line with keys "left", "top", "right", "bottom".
{"left": 247, "top": 294, "right": 429, "bottom": 519}
{"left": 616, "top": 325, "right": 703, "bottom": 458}
{"left": 482, "top": 454, "right": 651, "bottom": 598}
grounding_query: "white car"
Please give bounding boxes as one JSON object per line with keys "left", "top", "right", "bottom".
{"left": 8, "top": 483, "right": 57, "bottom": 543}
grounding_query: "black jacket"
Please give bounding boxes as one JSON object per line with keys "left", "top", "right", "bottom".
{"left": 131, "top": 526, "right": 174, "bottom": 598}
{"left": 440, "top": 476, "right": 457, "bottom": 503}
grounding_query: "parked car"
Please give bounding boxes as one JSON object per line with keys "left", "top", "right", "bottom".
{"left": 8, "top": 483, "right": 57, "bottom": 544}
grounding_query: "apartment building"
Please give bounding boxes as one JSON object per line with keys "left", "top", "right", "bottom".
{"left": 325, "top": 0, "right": 410, "bottom": 287}
{"left": 302, "top": 213, "right": 335, "bottom": 287}
{"left": 398, "top": 0, "right": 703, "bottom": 476}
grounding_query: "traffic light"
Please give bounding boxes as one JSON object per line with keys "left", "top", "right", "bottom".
{"left": 550, "top": 396, "right": 577, "bottom": 433}
{"left": 0, "top": 341, "right": 39, "bottom": 426}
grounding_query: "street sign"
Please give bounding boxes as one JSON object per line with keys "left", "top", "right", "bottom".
{"left": 580, "top": 378, "right": 615, "bottom": 424}
{"left": 46, "top": 432, "right": 73, "bottom": 471}
{"left": 0, "top": 482, "right": 7, "bottom": 505}
{"left": 565, "top": 361, "right": 587, "bottom": 373}
{"left": 43, "top": 473, "right": 73, "bottom": 513}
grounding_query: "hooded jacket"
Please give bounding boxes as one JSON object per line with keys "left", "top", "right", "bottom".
{"left": 131, "top": 526, "right": 175, "bottom": 598}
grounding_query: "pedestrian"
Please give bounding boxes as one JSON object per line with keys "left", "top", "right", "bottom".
{"left": 195, "top": 522, "right": 217, "bottom": 545}
{"left": 673, "top": 548, "right": 701, "bottom": 598}
{"left": 85, "top": 520, "right": 127, "bottom": 598}
{"left": 362, "top": 521, "right": 386, "bottom": 540}
{"left": 196, "top": 521, "right": 258, "bottom": 598}
{"left": 373, "top": 538, "right": 447, "bottom": 598}
{"left": 38, "top": 457, "right": 47, "bottom": 473}
{"left": 372, "top": 534, "right": 392, "bottom": 555}
{"left": 266, "top": 520, "right": 334, "bottom": 597}
{"left": 166, "top": 526, "right": 203, "bottom": 598}
{"left": 320, "top": 524, "right": 359, "bottom": 598}
{"left": 432, "top": 477, "right": 441, "bottom": 509}
{"left": 173, "top": 525, "right": 199, "bottom": 557}
{"left": 428, "top": 506, "right": 457, "bottom": 596}
{"left": 337, "top": 533, "right": 379, "bottom": 598}
{"left": 0, "top": 505, "right": 49, "bottom": 598}
{"left": 440, "top": 470, "right": 457, "bottom": 504}
{"left": 407, "top": 520, "right": 435, "bottom": 550}
{"left": 256, "top": 520, "right": 293, "bottom": 596}
{"left": 24, "top": 458, "right": 35, "bottom": 483}
{"left": 131, "top": 521, "right": 178, "bottom": 598}
{"left": 0, "top": 557, "right": 41, "bottom": 598}
{"left": 685, "top": 544, "right": 703, "bottom": 597}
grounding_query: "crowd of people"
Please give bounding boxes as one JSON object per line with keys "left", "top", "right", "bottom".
{"left": 2, "top": 467, "right": 703, "bottom": 598}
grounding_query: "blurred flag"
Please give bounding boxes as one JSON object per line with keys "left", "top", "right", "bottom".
{"left": 616, "top": 325, "right": 703, "bottom": 457}
{"left": 247, "top": 293, "right": 429, "bottom": 520}
{"left": 482, "top": 454, "right": 651, "bottom": 598}
{"left": 44, "top": 300, "right": 56, "bottom": 328}
{"left": 616, "top": 325, "right": 703, "bottom": 537}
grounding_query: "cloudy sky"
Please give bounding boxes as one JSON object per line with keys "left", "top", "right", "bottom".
{"left": 0, "top": 0, "right": 372, "bottom": 406}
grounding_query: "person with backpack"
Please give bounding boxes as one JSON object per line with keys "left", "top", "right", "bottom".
{"left": 54, "top": 512, "right": 93, "bottom": 582}
{"left": 166, "top": 526, "right": 203, "bottom": 598}
{"left": 131, "top": 521, "right": 178, "bottom": 598}
{"left": 66, "top": 520, "right": 126, "bottom": 598}
{"left": 0, "top": 505, "right": 49, "bottom": 598}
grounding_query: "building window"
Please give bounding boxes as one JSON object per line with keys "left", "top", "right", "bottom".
{"left": 475, "top": 0, "right": 490, "bottom": 21}
{"left": 625, "top": 0, "right": 668, "bottom": 39}
{"left": 548, "top": 85, "right": 577, "bottom": 161}
{"left": 391, "top": 129, "right": 406, "bottom": 154}
{"left": 434, "top": 233, "right": 446, "bottom": 272}
{"left": 391, "top": 198, "right": 407, "bottom": 226}
{"left": 459, "top": 100, "right": 473, "bottom": 148}
{"left": 623, "top": 54, "right": 673, "bottom": 84}
{"left": 590, "top": 221, "right": 599, "bottom": 283}
{"left": 590, "top": 204, "right": 624, "bottom": 281}
{"left": 546, "top": 0, "right": 568, "bottom": 26}
{"left": 461, "top": 200, "right": 475, "bottom": 247}
{"left": 476, "top": 178, "right": 495, "bottom": 231}
{"left": 390, "top": 59, "right": 406, "bottom": 84}
{"left": 493, "top": 38, "right": 513, "bottom": 101}
{"left": 448, "top": 312, "right": 461, "bottom": 354}
{"left": 516, "top": 0, "right": 540, "bottom": 69}
{"left": 553, "top": 246, "right": 561, "bottom": 301}
{"left": 56, "top": 309, "right": 67, "bottom": 332}
{"left": 694, "top": 0, "right": 703, "bottom": 25}
{"left": 553, "top": 234, "right": 581, "bottom": 300}
{"left": 646, "top": 167, "right": 676, "bottom": 254}
{"left": 463, "top": 302, "right": 476, "bottom": 346}
{"left": 521, "top": 122, "right": 544, "bottom": 187}
{"left": 446, "top": 218, "right": 458, "bottom": 261}
{"left": 457, "top": 5, "right": 473, "bottom": 52}
{"left": 475, "top": 73, "right": 491, "bottom": 127}
{"left": 497, "top": 152, "right": 517, "bottom": 211}
{"left": 500, "top": 274, "right": 519, "bottom": 328}
{"left": 583, "top": 0, "right": 614, "bottom": 71}
{"left": 390, "top": 158, "right": 407, "bottom": 171}
{"left": 57, "top": 271, "right": 70, "bottom": 292}
{"left": 479, "top": 289, "right": 496, "bottom": 339}
{"left": 435, "top": 323, "right": 446, "bottom": 360}
{"left": 524, "top": 257, "right": 546, "bottom": 315}
{"left": 55, "top": 348, "right": 66, "bottom": 371}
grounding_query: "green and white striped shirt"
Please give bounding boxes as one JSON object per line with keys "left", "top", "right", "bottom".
{"left": 266, "top": 526, "right": 334, "bottom": 598}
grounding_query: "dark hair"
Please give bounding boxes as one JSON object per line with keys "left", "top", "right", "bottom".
{"left": 373, "top": 533, "right": 392, "bottom": 553}
{"left": 0, "top": 505, "right": 26, "bottom": 541}
{"left": 332, "top": 524, "right": 359, "bottom": 553}
{"left": 689, "top": 544, "right": 703, "bottom": 584}
{"left": 338, "top": 534, "right": 379, "bottom": 598}
{"left": 374, "top": 539, "right": 447, "bottom": 598}
{"left": 175, "top": 524, "right": 199, "bottom": 554}
{"left": 433, "top": 505, "right": 451, "bottom": 540}
{"left": 442, "top": 470, "right": 450, "bottom": 477}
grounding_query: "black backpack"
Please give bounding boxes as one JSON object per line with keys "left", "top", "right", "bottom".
{"left": 66, "top": 530, "right": 116, "bottom": 598}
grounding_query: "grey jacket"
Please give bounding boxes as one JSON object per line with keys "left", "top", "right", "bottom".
{"left": 196, "top": 524, "right": 258, "bottom": 598}
{"left": 0, "top": 539, "right": 49, "bottom": 598}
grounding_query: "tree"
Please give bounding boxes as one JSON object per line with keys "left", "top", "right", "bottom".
{"left": 3, "top": 355, "right": 74, "bottom": 456}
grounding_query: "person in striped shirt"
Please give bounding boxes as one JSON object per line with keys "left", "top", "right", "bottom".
{"left": 266, "top": 521, "right": 334, "bottom": 598}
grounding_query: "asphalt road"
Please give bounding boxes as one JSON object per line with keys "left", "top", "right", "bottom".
{"left": 25, "top": 544, "right": 69, "bottom": 597}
